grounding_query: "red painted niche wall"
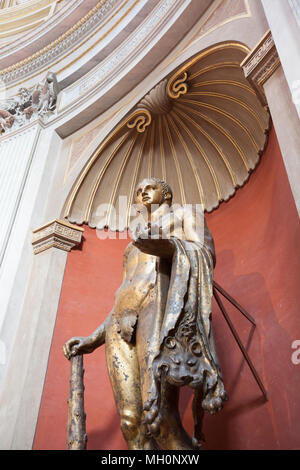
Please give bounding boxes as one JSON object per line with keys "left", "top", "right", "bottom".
{"left": 34, "top": 127, "right": 300, "bottom": 450}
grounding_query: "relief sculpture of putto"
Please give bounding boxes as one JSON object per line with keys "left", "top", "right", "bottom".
{"left": 0, "top": 71, "right": 59, "bottom": 134}
{"left": 63, "top": 177, "right": 228, "bottom": 450}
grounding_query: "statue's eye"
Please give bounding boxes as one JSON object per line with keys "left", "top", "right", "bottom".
{"left": 191, "top": 342, "right": 202, "bottom": 356}
{"left": 171, "top": 356, "right": 181, "bottom": 365}
{"left": 187, "top": 359, "right": 196, "bottom": 367}
{"left": 165, "top": 337, "right": 176, "bottom": 349}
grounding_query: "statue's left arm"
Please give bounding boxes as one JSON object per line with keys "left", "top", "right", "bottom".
{"left": 132, "top": 228, "right": 175, "bottom": 258}
{"left": 182, "top": 205, "right": 216, "bottom": 266}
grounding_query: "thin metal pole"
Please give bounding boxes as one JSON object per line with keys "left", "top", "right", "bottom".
{"left": 213, "top": 281, "right": 256, "bottom": 326}
{"left": 213, "top": 287, "right": 268, "bottom": 401}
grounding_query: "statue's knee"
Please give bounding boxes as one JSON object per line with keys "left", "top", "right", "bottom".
{"left": 120, "top": 408, "right": 141, "bottom": 439}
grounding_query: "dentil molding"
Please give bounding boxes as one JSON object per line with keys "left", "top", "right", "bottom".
{"left": 241, "top": 30, "right": 281, "bottom": 105}
{"left": 0, "top": 0, "right": 118, "bottom": 85}
{"left": 32, "top": 219, "right": 84, "bottom": 254}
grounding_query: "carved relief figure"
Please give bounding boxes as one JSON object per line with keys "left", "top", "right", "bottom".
{"left": 0, "top": 71, "right": 59, "bottom": 133}
{"left": 63, "top": 178, "right": 227, "bottom": 450}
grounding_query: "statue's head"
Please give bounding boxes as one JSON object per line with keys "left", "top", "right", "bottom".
{"left": 135, "top": 177, "right": 173, "bottom": 209}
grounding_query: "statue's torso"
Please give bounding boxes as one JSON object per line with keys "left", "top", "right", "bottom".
{"left": 112, "top": 207, "right": 215, "bottom": 318}
{"left": 113, "top": 245, "right": 157, "bottom": 315}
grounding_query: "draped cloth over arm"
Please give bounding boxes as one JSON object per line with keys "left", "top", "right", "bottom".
{"left": 152, "top": 240, "right": 222, "bottom": 391}
{"left": 145, "top": 208, "right": 227, "bottom": 434}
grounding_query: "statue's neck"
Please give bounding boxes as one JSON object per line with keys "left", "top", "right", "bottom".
{"left": 148, "top": 202, "right": 171, "bottom": 223}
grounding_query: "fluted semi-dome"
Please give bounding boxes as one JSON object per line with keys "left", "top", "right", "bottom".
{"left": 64, "top": 41, "right": 270, "bottom": 230}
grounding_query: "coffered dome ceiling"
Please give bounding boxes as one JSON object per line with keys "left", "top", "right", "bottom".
{"left": 65, "top": 42, "right": 270, "bottom": 230}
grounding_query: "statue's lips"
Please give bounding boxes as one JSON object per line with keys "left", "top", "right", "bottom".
{"left": 142, "top": 196, "right": 151, "bottom": 202}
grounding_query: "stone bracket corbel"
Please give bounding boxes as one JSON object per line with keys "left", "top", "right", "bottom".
{"left": 32, "top": 219, "right": 84, "bottom": 255}
{"left": 241, "top": 30, "right": 281, "bottom": 106}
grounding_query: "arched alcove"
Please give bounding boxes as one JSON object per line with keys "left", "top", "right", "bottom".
{"left": 63, "top": 42, "right": 270, "bottom": 230}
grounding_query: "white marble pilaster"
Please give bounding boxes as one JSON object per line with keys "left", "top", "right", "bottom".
{"left": 241, "top": 26, "right": 300, "bottom": 216}
{"left": 0, "top": 248, "right": 68, "bottom": 450}
{"left": 263, "top": 66, "right": 300, "bottom": 216}
{"left": 261, "top": 0, "right": 300, "bottom": 120}
{"left": 289, "top": 0, "right": 300, "bottom": 29}
{"left": 0, "top": 124, "right": 40, "bottom": 265}
{"left": 0, "top": 121, "right": 69, "bottom": 449}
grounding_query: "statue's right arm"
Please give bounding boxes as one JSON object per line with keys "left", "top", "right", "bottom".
{"left": 63, "top": 312, "right": 112, "bottom": 360}
{"left": 63, "top": 242, "right": 133, "bottom": 360}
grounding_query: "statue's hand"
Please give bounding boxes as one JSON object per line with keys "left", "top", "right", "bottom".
{"left": 134, "top": 238, "right": 175, "bottom": 258}
{"left": 133, "top": 224, "right": 175, "bottom": 258}
{"left": 63, "top": 336, "right": 98, "bottom": 360}
{"left": 130, "top": 222, "right": 150, "bottom": 242}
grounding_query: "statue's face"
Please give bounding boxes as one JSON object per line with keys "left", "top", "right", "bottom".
{"left": 135, "top": 179, "right": 165, "bottom": 208}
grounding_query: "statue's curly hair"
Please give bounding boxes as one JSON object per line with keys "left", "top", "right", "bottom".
{"left": 148, "top": 177, "right": 173, "bottom": 201}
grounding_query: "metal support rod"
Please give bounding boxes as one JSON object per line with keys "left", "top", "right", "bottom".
{"left": 213, "top": 287, "right": 268, "bottom": 401}
{"left": 213, "top": 281, "right": 256, "bottom": 326}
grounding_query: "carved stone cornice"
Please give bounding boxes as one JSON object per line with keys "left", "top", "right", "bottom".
{"left": 57, "top": 0, "right": 181, "bottom": 113}
{"left": 32, "top": 219, "right": 84, "bottom": 254}
{"left": 241, "top": 30, "right": 281, "bottom": 105}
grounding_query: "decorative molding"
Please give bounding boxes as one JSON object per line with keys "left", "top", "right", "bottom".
{"left": 0, "top": 0, "right": 117, "bottom": 85}
{"left": 126, "top": 109, "right": 152, "bottom": 133}
{"left": 32, "top": 219, "right": 84, "bottom": 254}
{"left": 0, "top": 0, "right": 60, "bottom": 42}
{"left": 0, "top": 71, "right": 59, "bottom": 134}
{"left": 124, "top": 72, "right": 188, "bottom": 132}
{"left": 127, "top": 74, "right": 188, "bottom": 130}
{"left": 0, "top": 0, "right": 82, "bottom": 60}
{"left": 57, "top": 0, "right": 181, "bottom": 112}
{"left": 167, "top": 72, "right": 189, "bottom": 100}
{"left": 0, "top": 0, "right": 59, "bottom": 13}
{"left": 241, "top": 30, "right": 281, "bottom": 105}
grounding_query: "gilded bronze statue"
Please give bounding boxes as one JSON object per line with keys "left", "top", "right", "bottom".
{"left": 63, "top": 178, "right": 228, "bottom": 450}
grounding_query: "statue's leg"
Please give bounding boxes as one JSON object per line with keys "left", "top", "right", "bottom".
{"left": 136, "top": 306, "right": 194, "bottom": 450}
{"left": 156, "top": 383, "right": 194, "bottom": 450}
{"left": 105, "top": 315, "right": 157, "bottom": 450}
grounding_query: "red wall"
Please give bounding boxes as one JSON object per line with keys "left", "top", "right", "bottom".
{"left": 34, "top": 127, "right": 300, "bottom": 450}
